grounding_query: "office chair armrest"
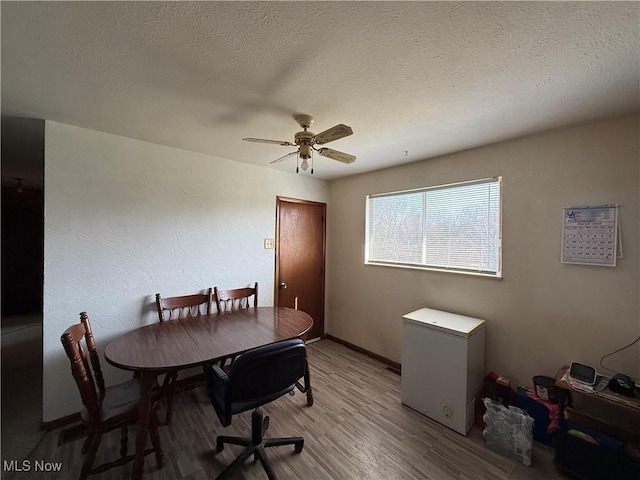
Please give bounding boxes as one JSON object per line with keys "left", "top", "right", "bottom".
{"left": 204, "top": 363, "right": 229, "bottom": 387}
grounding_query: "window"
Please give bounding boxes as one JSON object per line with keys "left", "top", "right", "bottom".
{"left": 365, "top": 177, "right": 502, "bottom": 277}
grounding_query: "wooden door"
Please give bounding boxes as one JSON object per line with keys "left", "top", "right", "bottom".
{"left": 275, "top": 197, "right": 325, "bottom": 340}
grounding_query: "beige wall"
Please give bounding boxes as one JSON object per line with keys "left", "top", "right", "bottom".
{"left": 327, "top": 114, "right": 639, "bottom": 386}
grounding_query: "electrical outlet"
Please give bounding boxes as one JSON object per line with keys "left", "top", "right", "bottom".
{"left": 264, "top": 238, "right": 275, "bottom": 249}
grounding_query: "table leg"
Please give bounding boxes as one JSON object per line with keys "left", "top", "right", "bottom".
{"left": 132, "top": 371, "right": 156, "bottom": 480}
{"left": 304, "top": 359, "right": 314, "bottom": 406}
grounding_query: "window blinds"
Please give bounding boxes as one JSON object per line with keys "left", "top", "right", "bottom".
{"left": 366, "top": 177, "right": 501, "bottom": 276}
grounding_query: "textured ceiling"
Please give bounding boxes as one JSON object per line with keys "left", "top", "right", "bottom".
{"left": 2, "top": 1, "right": 638, "bottom": 182}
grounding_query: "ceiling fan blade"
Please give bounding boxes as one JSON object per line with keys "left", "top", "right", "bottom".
{"left": 270, "top": 151, "right": 299, "bottom": 164}
{"left": 314, "top": 124, "right": 353, "bottom": 145}
{"left": 317, "top": 148, "right": 356, "bottom": 164}
{"left": 243, "top": 137, "right": 295, "bottom": 146}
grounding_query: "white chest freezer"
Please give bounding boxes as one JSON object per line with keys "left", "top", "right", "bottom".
{"left": 401, "top": 307, "right": 486, "bottom": 435}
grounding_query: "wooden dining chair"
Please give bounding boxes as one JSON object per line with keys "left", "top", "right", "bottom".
{"left": 61, "top": 312, "right": 164, "bottom": 480}
{"left": 154, "top": 288, "right": 213, "bottom": 425}
{"left": 213, "top": 282, "right": 258, "bottom": 312}
{"left": 213, "top": 283, "right": 258, "bottom": 368}
{"left": 155, "top": 288, "right": 213, "bottom": 322}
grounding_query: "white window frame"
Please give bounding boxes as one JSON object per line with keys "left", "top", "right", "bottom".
{"left": 365, "top": 177, "right": 502, "bottom": 278}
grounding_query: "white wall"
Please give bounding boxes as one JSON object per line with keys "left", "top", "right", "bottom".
{"left": 43, "top": 121, "right": 329, "bottom": 421}
{"left": 327, "top": 115, "right": 639, "bottom": 387}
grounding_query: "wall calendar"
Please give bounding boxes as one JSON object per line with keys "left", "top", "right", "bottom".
{"left": 562, "top": 205, "right": 619, "bottom": 267}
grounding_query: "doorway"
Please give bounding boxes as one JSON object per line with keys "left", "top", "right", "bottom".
{"left": 274, "top": 197, "right": 325, "bottom": 340}
{"left": 1, "top": 116, "right": 45, "bottom": 461}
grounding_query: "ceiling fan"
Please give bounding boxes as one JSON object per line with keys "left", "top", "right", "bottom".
{"left": 243, "top": 115, "right": 356, "bottom": 174}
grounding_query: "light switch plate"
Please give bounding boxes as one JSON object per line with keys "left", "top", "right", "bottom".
{"left": 264, "top": 238, "right": 275, "bottom": 249}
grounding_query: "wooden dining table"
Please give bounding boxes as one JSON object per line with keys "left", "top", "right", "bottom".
{"left": 104, "top": 306, "right": 314, "bottom": 480}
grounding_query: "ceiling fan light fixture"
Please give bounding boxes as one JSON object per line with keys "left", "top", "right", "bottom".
{"left": 296, "top": 148, "right": 315, "bottom": 174}
{"left": 299, "top": 143, "right": 312, "bottom": 159}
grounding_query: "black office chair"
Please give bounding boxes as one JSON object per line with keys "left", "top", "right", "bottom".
{"left": 205, "top": 339, "right": 307, "bottom": 480}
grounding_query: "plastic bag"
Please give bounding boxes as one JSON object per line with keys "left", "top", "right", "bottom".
{"left": 482, "top": 397, "right": 534, "bottom": 466}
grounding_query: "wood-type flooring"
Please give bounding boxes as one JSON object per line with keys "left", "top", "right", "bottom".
{"left": 9, "top": 339, "right": 569, "bottom": 479}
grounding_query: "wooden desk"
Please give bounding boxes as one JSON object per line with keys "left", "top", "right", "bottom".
{"left": 105, "top": 306, "right": 313, "bottom": 480}
{"left": 554, "top": 366, "right": 640, "bottom": 480}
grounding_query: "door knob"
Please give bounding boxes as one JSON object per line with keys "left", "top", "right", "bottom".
{"left": 279, "top": 282, "right": 287, "bottom": 289}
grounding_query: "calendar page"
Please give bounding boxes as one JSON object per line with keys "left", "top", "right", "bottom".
{"left": 561, "top": 205, "right": 618, "bottom": 266}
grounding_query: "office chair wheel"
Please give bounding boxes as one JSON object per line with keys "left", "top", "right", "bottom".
{"left": 294, "top": 440, "right": 304, "bottom": 453}
{"left": 216, "top": 438, "right": 225, "bottom": 453}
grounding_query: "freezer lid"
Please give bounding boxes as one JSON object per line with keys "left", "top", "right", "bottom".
{"left": 402, "top": 307, "right": 485, "bottom": 338}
